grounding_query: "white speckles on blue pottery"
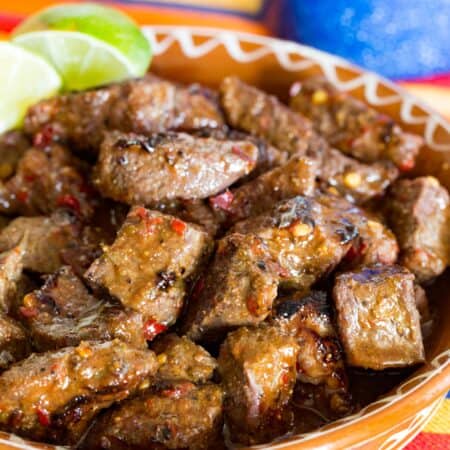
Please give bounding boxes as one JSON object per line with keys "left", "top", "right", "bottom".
{"left": 279, "top": 0, "right": 450, "bottom": 79}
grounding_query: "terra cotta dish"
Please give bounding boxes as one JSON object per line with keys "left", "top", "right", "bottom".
{"left": 0, "top": 26, "right": 449, "bottom": 450}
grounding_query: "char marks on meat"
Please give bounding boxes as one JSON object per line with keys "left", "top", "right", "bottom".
{"left": 25, "top": 76, "right": 225, "bottom": 153}
{"left": 94, "top": 131, "right": 258, "bottom": 205}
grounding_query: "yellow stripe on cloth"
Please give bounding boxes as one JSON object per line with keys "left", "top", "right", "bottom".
{"left": 423, "top": 398, "right": 450, "bottom": 434}
{"left": 141, "top": 0, "right": 264, "bottom": 14}
{"left": 400, "top": 82, "right": 450, "bottom": 121}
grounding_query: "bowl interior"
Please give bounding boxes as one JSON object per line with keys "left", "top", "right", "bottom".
{"left": 0, "top": 26, "right": 449, "bottom": 450}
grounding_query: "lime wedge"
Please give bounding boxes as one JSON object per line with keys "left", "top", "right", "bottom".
{"left": 0, "top": 42, "right": 61, "bottom": 133}
{"left": 12, "top": 3, "right": 151, "bottom": 91}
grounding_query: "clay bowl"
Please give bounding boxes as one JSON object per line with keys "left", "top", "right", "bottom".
{"left": 0, "top": 26, "right": 449, "bottom": 450}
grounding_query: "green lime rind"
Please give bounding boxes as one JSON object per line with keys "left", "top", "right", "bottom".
{"left": 13, "top": 30, "right": 139, "bottom": 91}
{"left": 12, "top": 2, "right": 151, "bottom": 76}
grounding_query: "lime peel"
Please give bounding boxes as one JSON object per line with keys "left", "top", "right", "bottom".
{"left": 12, "top": 3, "right": 152, "bottom": 90}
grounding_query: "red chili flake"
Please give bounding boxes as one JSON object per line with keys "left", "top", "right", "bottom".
{"left": 33, "top": 125, "right": 54, "bottom": 149}
{"left": 209, "top": 190, "right": 234, "bottom": 212}
{"left": 232, "top": 145, "right": 254, "bottom": 163}
{"left": 19, "top": 306, "right": 38, "bottom": 318}
{"left": 16, "top": 190, "right": 29, "bottom": 203}
{"left": 281, "top": 371, "right": 291, "bottom": 385}
{"left": 344, "top": 240, "right": 368, "bottom": 263}
{"left": 134, "top": 207, "right": 163, "bottom": 233}
{"left": 160, "top": 382, "right": 194, "bottom": 399}
{"left": 36, "top": 407, "right": 51, "bottom": 427}
{"left": 24, "top": 174, "right": 37, "bottom": 183}
{"left": 171, "top": 218, "right": 186, "bottom": 236}
{"left": 143, "top": 319, "right": 167, "bottom": 341}
{"left": 399, "top": 158, "right": 415, "bottom": 172}
{"left": 57, "top": 194, "right": 81, "bottom": 215}
{"left": 246, "top": 296, "right": 259, "bottom": 316}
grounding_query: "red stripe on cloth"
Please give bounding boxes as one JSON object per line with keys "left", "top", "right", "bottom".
{"left": 0, "top": 13, "right": 22, "bottom": 32}
{"left": 405, "top": 432, "right": 450, "bottom": 449}
{"left": 402, "top": 73, "right": 450, "bottom": 87}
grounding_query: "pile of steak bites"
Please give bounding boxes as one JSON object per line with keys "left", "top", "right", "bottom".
{"left": 0, "top": 74, "right": 446, "bottom": 448}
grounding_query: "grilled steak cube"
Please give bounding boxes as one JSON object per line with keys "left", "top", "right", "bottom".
{"left": 384, "top": 176, "right": 450, "bottom": 282}
{"left": 289, "top": 77, "right": 422, "bottom": 171}
{"left": 194, "top": 127, "right": 290, "bottom": 178}
{"left": 152, "top": 334, "right": 217, "bottom": 383}
{"left": 320, "top": 148, "right": 399, "bottom": 204}
{"left": 94, "top": 131, "right": 258, "bottom": 205}
{"left": 0, "top": 211, "right": 80, "bottom": 274}
{"left": 232, "top": 196, "right": 358, "bottom": 291}
{"left": 81, "top": 381, "right": 224, "bottom": 450}
{"left": 316, "top": 194, "right": 398, "bottom": 268}
{"left": 0, "top": 131, "right": 30, "bottom": 179}
{"left": 182, "top": 233, "right": 278, "bottom": 342}
{"left": 333, "top": 265, "right": 424, "bottom": 370}
{"left": 25, "top": 76, "right": 225, "bottom": 153}
{"left": 218, "top": 325, "right": 299, "bottom": 445}
{"left": 0, "top": 314, "right": 30, "bottom": 371}
{"left": 0, "top": 144, "right": 94, "bottom": 218}
{"left": 0, "top": 246, "right": 25, "bottom": 313}
{"left": 220, "top": 76, "right": 326, "bottom": 158}
{"left": 20, "top": 266, "right": 148, "bottom": 351}
{"left": 0, "top": 340, "right": 158, "bottom": 444}
{"left": 272, "top": 291, "right": 351, "bottom": 418}
{"left": 86, "top": 207, "right": 212, "bottom": 326}
{"left": 209, "top": 155, "right": 318, "bottom": 224}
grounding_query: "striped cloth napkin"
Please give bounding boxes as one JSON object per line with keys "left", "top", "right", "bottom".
{"left": 0, "top": 1, "right": 449, "bottom": 448}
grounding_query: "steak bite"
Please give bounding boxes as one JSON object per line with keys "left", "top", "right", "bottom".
{"left": 0, "top": 211, "right": 80, "bottom": 274}
{"left": 25, "top": 76, "right": 225, "bottom": 153}
{"left": 209, "top": 155, "right": 318, "bottom": 224}
{"left": 20, "top": 266, "right": 148, "bottom": 351}
{"left": 320, "top": 148, "right": 399, "bottom": 204}
{"left": 289, "top": 77, "right": 422, "bottom": 171}
{"left": 315, "top": 194, "right": 398, "bottom": 268}
{"left": 232, "top": 196, "right": 358, "bottom": 291}
{"left": 0, "top": 131, "right": 30, "bottom": 179}
{"left": 152, "top": 334, "right": 217, "bottom": 383}
{"left": 333, "top": 265, "right": 425, "bottom": 370}
{"left": 0, "top": 314, "right": 30, "bottom": 372}
{"left": 94, "top": 131, "right": 258, "bottom": 205}
{"left": 81, "top": 381, "right": 224, "bottom": 450}
{"left": 272, "top": 292, "right": 351, "bottom": 418}
{"left": 384, "top": 176, "right": 450, "bottom": 282}
{"left": 182, "top": 233, "right": 279, "bottom": 342}
{"left": 86, "top": 206, "right": 212, "bottom": 327}
{"left": 0, "top": 144, "right": 94, "bottom": 218}
{"left": 218, "top": 325, "right": 299, "bottom": 445}
{"left": 0, "top": 340, "right": 158, "bottom": 444}
{"left": 0, "top": 246, "right": 25, "bottom": 313}
{"left": 220, "top": 76, "right": 326, "bottom": 157}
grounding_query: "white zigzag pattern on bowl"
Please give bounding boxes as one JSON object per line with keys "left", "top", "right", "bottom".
{"left": 378, "top": 397, "right": 444, "bottom": 450}
{"left": 143, "top": 26, "right": 450, "bottom": 152}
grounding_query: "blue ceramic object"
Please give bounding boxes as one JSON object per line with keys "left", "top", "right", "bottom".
{"left": 278, "top": 0, "right": 450, "bottom": 80}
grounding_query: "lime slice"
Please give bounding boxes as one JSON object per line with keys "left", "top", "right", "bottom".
{"left": 0, "top": 42, "right": 61, "bottom": 133}
{"left": 12, "top": 3, "right": 151, "bottom": 90}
